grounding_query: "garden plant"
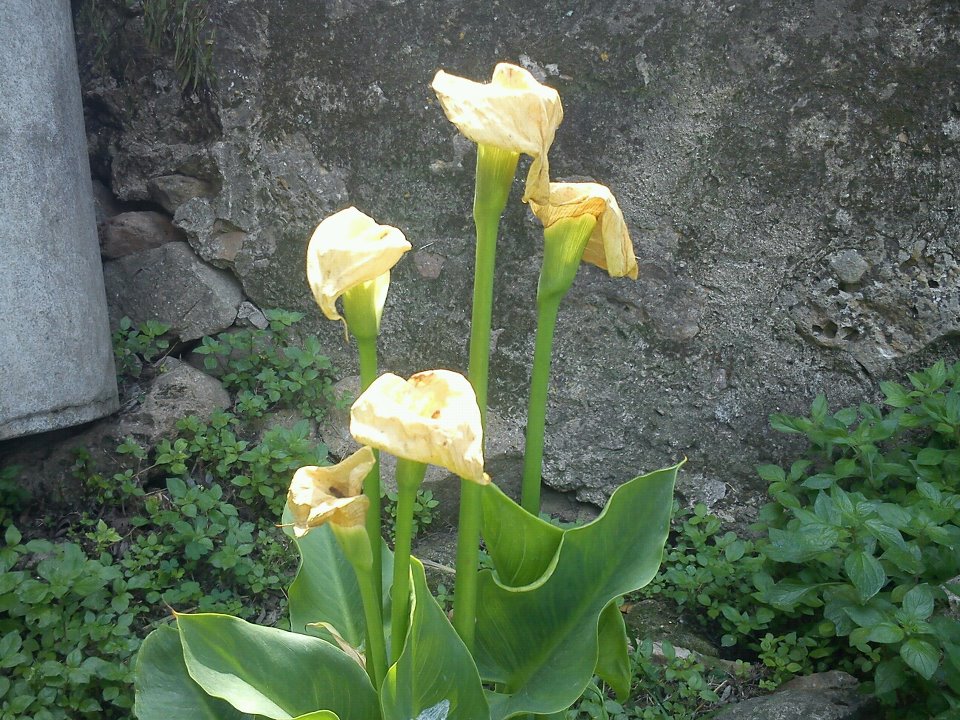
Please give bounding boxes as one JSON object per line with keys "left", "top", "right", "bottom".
{"left": 132, "top": 63, "right": 682, "bottom": 719}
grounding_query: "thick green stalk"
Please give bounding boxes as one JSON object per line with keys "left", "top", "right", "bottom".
{"left": 343, "top": 282, "right": 387, "bottom": 664}
{"left": 453, "top": 144, "right": 519, "bottom": 651}
{"left": 355, "top": 335, "right": 382, "bottom": 604}
{"left": 356, "top": 565, "right": 387, "bottom": 688}
{"left": 390, "top": 459, "right": 427, "bottom": 663}
{"left": 331, "top": 524, "right": 387, "bottom": 689}
{"left": 521, "top": 215, "right": 597, "bottom": 514}
{"left": 520, "top": 298, "right": 560, "bottom": 514}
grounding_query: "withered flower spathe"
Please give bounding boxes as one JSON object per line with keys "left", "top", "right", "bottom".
{"left": 350, "top": 370, "right": 487, "bottom": 484}
{"left": 287, "top": 447, "right": 377, "bottom": 537}
{"left": 431, "top": 63, "right": 563, "bottom": 205}
{"left": 305, "top": 207, "right": 412, "bottom": 329}
{"left": 529, "top": 182, "right": 639, "bottom": 280}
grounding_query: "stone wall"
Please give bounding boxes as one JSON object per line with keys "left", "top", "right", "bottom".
{"left": 76, "top": 0, "right": 960, "bottom": 518}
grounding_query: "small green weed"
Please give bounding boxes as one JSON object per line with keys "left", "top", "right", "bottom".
{"left": 0, "top": 525, "right": 142, "bottom": 719}
{"left": 382, "top": 487, "right": 440, "bottom": 543}
{"left": 566, "top": 639, "right": 750, "bottom": 719}
{"left": 112, "top": 317, "right": 170, "bottom": 379}
{"left": 193, "top": 309, "right": 336, "bottom": 422}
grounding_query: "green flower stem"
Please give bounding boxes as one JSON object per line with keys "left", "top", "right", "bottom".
{"left": 521, "top": 215, "right": 597, "bottom": 514}
{"left": 454, "top": 143, "right": 519, "bottom": 651}
{"left": 354, "top": 335, "right": 382, "bottom": 604}
{"left": 520, "top": 298, "right": 560, "bottom": 514}
{"left": 467, "top": 144, "right": 519, "bottom": 424}
{"left": 330, "top": 524, "right": 387, "bottom": 688}
{"left": 343, "top": 283, "right": 387, "bottom": 666}
{"left": 390, "top": 458, "right": 427, "bottom": 663}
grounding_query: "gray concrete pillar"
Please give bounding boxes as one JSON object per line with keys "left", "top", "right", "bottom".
{"left": 0, "top": 0, "right": 119, "bottom": 439}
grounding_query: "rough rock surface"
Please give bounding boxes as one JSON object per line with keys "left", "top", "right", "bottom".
{"left": 77, "top": 0, "right": 960, "bottom": 513}
{"left": 713, "top": 671, "right": 874, "bottom": 720}
{"left": 122, "top": 357, "right": 232, "bottom": 444}
{"left": 101, "top": 210, "right": 186, "bottom": 259}
{"left": 102, "top": 241, "right": 243, "bottom": 341}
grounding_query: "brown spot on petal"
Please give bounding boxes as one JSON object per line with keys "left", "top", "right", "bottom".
{"left": 431, "top": 410, "right": 441, "bottom": 419}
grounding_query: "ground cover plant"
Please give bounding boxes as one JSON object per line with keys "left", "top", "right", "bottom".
{"left": 0, "top": 312, "right": 339, "bottom": 719}
{"left": 616, "top": 357, "right": 960, "bottom": 719}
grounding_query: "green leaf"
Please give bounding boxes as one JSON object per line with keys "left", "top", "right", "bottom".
{"left": 880, "top": 382, "right": 912, "bottom": 408}
{"left": 917, "top": 448, "right": 947, "bottom": 466}
{"left": 134, "top": 625, "right": 253, "bottom": 720}
{"left": 595, "top": 601, "right": 630, "bottom": 702}
{"left": 877, "top": 503, "right": 912, "bottom": 528}
{"left": 801, "top": 474, "right": 835, "bottom": 490}
{"left": 916, "top": 481, "right": 942, "bottom": 503}
{"left": 901, "top": 585, "right": 935, "bottom": 621}
{"left": 481, "top": 488, "right": 563, "bottom": 587}
{"left": 725, "top": 539, "right": 746, "bottom": 562}
{"left": 286, "top": 510, "right": 393, "bottom": 647}
{"left": 881, "top": 544, "right": 924, "bottom": 575}
{"left": 928, "top": 360, "right": 948, "bottom": 391}
{"left": 757, "top": 579, "right": 821, "bottom": 610}
{"left": 864, "top": 519, "right": 906, "bottom": 550}
{"left": 900, "top": 638, "right": 941, "bottom": 680}
{"left": 176, "top": 613, "right": 379, "bottom": 719}
{"left": 843, "top": 604, "right": 885, "bottom": 628}
{"left": 867, "top": 623, "right": 905, "bottom": 644}
{"left": 811, "top": 395, "right": 829, "bottom": 423}
{"left": 381, "top": 558, "right": 487, "bottom": 720}
{"left": 475, "top": 463, "right": 679, "bottom": 719}
{"left": 756, "top": 465, "right": 785, "bottom": 483}
{"left": 766, "top": 525, "right": 839, "bottom": 563}
{"left": 844, "top": 551, "right": 886, "bottom": 602}
{"left": 874, "top": 658, "right": 907, "bottom": 695}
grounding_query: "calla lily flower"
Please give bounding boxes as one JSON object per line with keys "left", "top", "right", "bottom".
{"left": 287, "top": 447, "right": 377, "bottom": 537}
{"left": 305, "top": 207, "right": 412, "bottom": 330}
{"left": 431, "top": 63, "right": 563, "bottom": 205}
{"left": 350, "top": 370, "right": 488, "bottom": 484}
{"left": 529, "top": 182, "right": 639, "bottom": 280}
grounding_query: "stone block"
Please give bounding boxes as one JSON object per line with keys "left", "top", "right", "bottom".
{"left": 102, "top": 241, "right": 243, "bottom": 342}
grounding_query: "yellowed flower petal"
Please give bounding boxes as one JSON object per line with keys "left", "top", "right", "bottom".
{"left": 287, "top": 447, "right": 376, "bottom": 536}
{"left": 529, "top": 182, "right": 639, "bottom": 280}
{"left": 431, "top": 63, "right": 563, "bottom": 205}
{"left": 305, "top": 207, "right": 411, "bottom": 323}
{"left": 350, "top": 370, "right": 487, "bottom": 484}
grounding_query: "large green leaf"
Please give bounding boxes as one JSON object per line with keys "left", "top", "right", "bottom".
{"left": 482, "top": 486, "right": 631, "bottom": 700}
{"left": 481, "top": 485, "right": 563, "bottom": 587}
{"left": 595, "top": 600, "right": 631, "bottom": 701}
{"left": 381, "top": 558, "right": 488, "bottom": 720}
{"left": 475, "top": 463, "right": 680, "bottom": 718}
{"left": 177, "top": 612, "right": 380, "bottom": 720}
{"left": 285, "top": 508, "right": 393, "bottom": 647}
{"left": 134, "top": 625, "right": 253, "bottom": 720}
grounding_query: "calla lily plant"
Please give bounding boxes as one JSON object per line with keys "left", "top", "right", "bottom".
{"left": 134, "top": 62, "right": 681, "bottom": 720}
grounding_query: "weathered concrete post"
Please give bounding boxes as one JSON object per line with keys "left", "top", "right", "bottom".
{"left": 0, "top": 0, "right": 119, "bottom": 439}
